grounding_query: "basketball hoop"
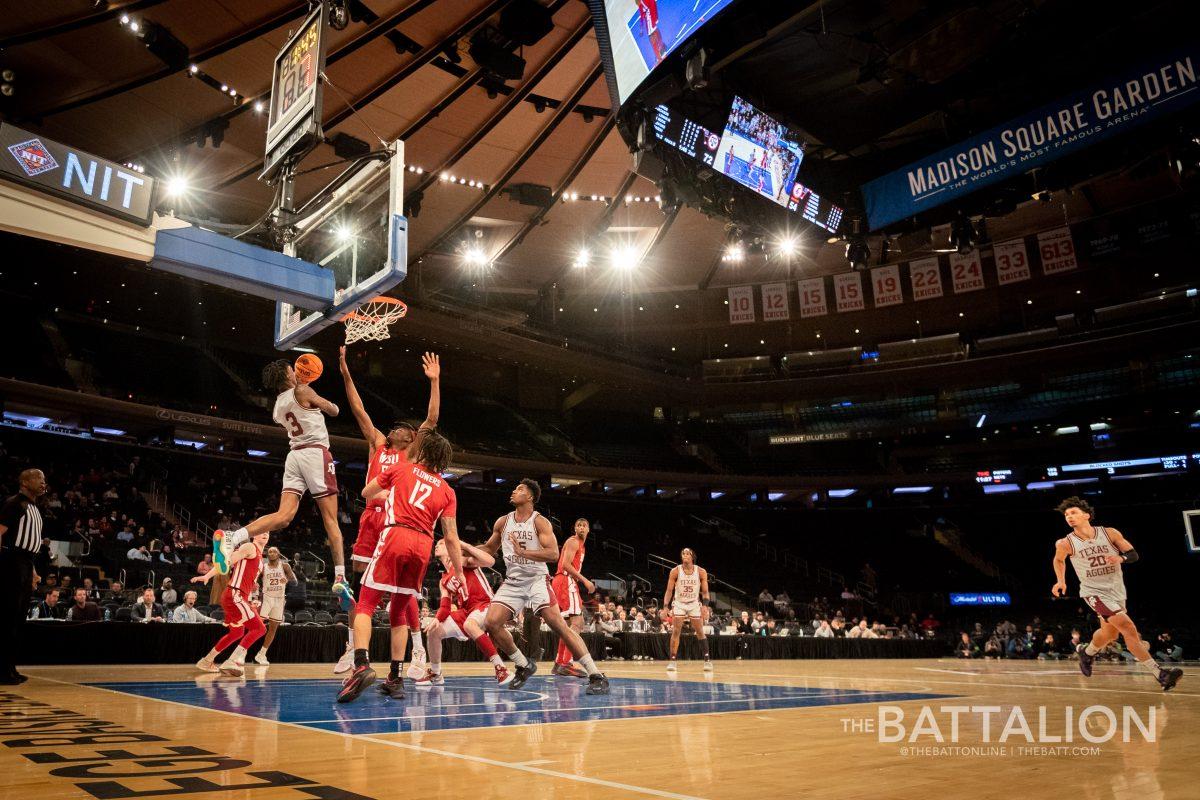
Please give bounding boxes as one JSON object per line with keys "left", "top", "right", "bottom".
{"left": 343, "top": 296, "right": 407, "bottom": 344}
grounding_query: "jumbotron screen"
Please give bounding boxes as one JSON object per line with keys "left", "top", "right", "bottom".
{"left": 714, "top": 97, "right": 806, "bottom": 209}
{"left": 601, "top": 0, "right": 735, "bottom": 104}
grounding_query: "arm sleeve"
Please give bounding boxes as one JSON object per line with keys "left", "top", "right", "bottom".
{"left": 435, "top": 594, "right": 452, "bottom": 623}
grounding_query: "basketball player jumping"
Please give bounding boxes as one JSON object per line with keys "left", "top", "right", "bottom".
{"left": 1051, "top": 497, "right": 1182, "bottom": 691}
{"left": 338, "top": 430, "right": 467, "bottom": 703}
{"left": 253, "top": 547, "right": 296, "bottom": 666}
{"left": 218, "top": 361, "right": 346, "bottom": 587}
{"left": 415, "top": 539, "right": 514, "bottom": 687}
{"left": 481, "top": 479, "right": 610, "bottom": 695}
{"left": 551, "top": 518, "right": 594, "bottom": 677}
{"left": 336, "top": 346, "right": 440, "bottom": 675}
{"left": 663, "top": 547, "right": 712, "bottom": 672}
{"left": 193, "top": 531, "right": 269, "bottom": 676}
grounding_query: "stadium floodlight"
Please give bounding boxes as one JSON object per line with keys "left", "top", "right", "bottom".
{"left": 164, "top": 175, "right": 190, "bottom": 198}
{"left": 723, "top": 243, "right": 744, "bottom": 263}
{"left": 464, "top": 246, "right": 489, "bottom": 267}
{"left": 335, "top": 223, "right": 355, "bottom": 243}
{"left": 573, "top": 248, "right": 590, "bottom": 269}
{"left": 610, "top": 244, "right": 639, "bottom": 271}
{"left": 776, "top": 236, "right": 798, "bottom": 257}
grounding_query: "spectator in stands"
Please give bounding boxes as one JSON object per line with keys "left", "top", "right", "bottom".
{"left": 1155, "top": 632, "right": 1182, "bottom": 662}
{"left": 970, "top": 622, "right": 986, "bottom": 646}
{"left": 147, "top": 535, "right": 163, "bottom": 554}
{"left": 105, "top": 581, "right": 126, "bottom": 604}
{"left": 984, "top": 635, "right": 1003, "bottom": 658}
{"left": 29, "top": 588, "right": 64, "bottom": 619}
{"left": 131, "top": 587, "right": 164, "bottom": 623}
{"left": 158, "top": 545, "right": 180, "bottom": 565}
{"left": 171, "top": 591, "right": 217, "bottom": 623}
{"left": 1008, "top": 625, "right": 1036, "bottom": 658}
{"left": 81, "top": 577, "right": 100, "bottom": 603}
{"left": 751, "top": 611, "right": 767, "bottom": 634}
{"left": 773, "top": 590, "right": 791, "bottom": 615}
{"left": 160, "top": 578, "right": 177, "bottom": 605}
{"left": 66, "top": 587, "right": 100, "bottom": 622}
{"left": 116, "top": 525, "right": 134, "bottom": 544}
{"left": 1037, "top": 633, "right": 1062, "bottom": 660}
{"left": 840, "top": 586, "right": 857, "bottom": 601}
{"left": 757, "top": 588, "right": 774, "bottom": 614}
{"left": 765, "top": 619, "right": 778, "bottom": 636}
{"left": 814, "top": 620, "right": 833, "bottom": 638}
{"left": 126, "top": 545, "right": 150, "bottom": 562}
{"left": 920, "top": 613, "right": 941, "bottom": 636}
{"left": 196, "top": 553, "right": 214, "bottom": 576}
{"left": 956, "top": 632, "right": 979, "bottom": 658}
{"left": 847, "top": 620, "right": 878, "bottom": 639}
{"left": 631, "top": 612, "right": 650, "bottom": 633}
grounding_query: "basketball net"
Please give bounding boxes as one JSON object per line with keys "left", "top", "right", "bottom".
{"left": 344, "top": 296, "right": 407, "bottom": 344}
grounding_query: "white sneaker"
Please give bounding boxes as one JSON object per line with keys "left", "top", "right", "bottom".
{"left": 219, "top": 660, "right": 244, "bottom": 677}
{"left": 667, "top": 661, "right": 677, "bottom": 672}
{"left": 334, "top": 645, "right": 355, "bottom": 675}
{"left": 703, "top": 660, "right": 713, "bottom": 672}
{"left": 414, "top": 669, "right": 445, "bottom": 689}
{"left": 254, "top": 652, "right": 270, "bottom": 666}
{"left": 196, "top": 657, "right": 218, "bottom": 673}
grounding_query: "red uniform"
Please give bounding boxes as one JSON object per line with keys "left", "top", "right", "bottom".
{"left": 361, "top": 464, "right": 456, "bottom": 596}
{"left": 352, "top": 446, "right": 408, "bottom": 563}
{"left": 552, "top": 537, "right": 586, "bottom": 616}
{"left": 221, "top": 543, "right": 264, "bottom": 627}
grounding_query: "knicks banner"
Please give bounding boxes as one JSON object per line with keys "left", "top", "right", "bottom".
{"left": 833, "top": 272, "right": 865, "bottom": 313}
{"left": 761, "top": 282, "right": 790, "bottom": 321}
{"left": 908, "top": 257, "right": 944, "bottom": 301}
{"left": 1037, "top": 226, "right": 1078, "bottom": 274}
{"left": 871, "top": 264, "right": 903, "bottom": 307}
{"left": 860, "top": 48, "right": 1200, "bottom": 229}
{"left": 992, "top": 239, "right": 1031, "bottom": 284}
{"left": 950, "top": 251, "right": 985, "bottom": 293}
{"left": 727, "top": 286, "right": 755, "bottom": 324}
{"left": 797, "top": 277, "right": 828, "bottom": 318}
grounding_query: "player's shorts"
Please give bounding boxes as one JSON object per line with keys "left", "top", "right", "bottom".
{"left": 441, "top": 606, "right": 488, "bottom": 641}
{"left": 352, "top": 507, "right": 386, "bottom": 564}
{"left": 282, "top": 445, "right": 337, "bottom": 498}
{"left": 672, "top": 600, "right": 703, "bottom": 619}
{"left": 491, "top": 575, "right": 554, "bottom": 620}
{"left": 363, "top": 526, "right": 432, "bottom": 596}
{"left": 259, "top": 593, "right": 285, "bottom": 622}
{"left": 552, "top": 573, "right": 582, "bottom": 616}
{"left": 1083, "top": 592, "right": 1127, "bottom": 620}
{"left": 220, "top": 588, "right": 257, "bottom": 628}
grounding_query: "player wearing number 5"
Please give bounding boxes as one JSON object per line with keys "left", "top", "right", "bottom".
{"left": 215, "top": 360, "right": 348, "bottom": 588}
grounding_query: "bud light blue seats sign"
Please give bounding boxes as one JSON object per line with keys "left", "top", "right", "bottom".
{"left": 861, "top": 49, "right": 1200, "bottom": 231}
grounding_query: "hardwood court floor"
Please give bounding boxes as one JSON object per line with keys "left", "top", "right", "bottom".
{"left": 1, "top": 658, "right": 1194, "bottom": 800}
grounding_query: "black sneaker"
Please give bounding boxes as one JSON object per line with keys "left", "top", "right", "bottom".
{"left": 1158, "top": 667, "right": 1183, "bottom": 692}
{"left": 510, "top": 659, "right": 538, "bottom": 690}
{"left": 1076, "top": 644, "right": 1094, "bottom": 677}
{"left": 377, "top": 676, "right": 405, "bottom": 698}
{"left": 336, "top": 665, "right": 376, "bottom": 703}
{"left": 586, "top": 673, "right": 610, "bottom": 695}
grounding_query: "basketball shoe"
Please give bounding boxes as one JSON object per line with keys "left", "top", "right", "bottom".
{"left": 1076, "top": 643, "right": 1094, "bottom": 677}
{"left": 1159, "top": 667, "right": 1183, "bottom": 692}
{"left": 196, "top": 657, "right": 218, "bottom": 673}
{"left": 413, "top": 669, "right": 445, "bottom": 689}
{"left": 494, "top": 664, "right": 514, "bottom": 686}
{"left": 331, "top": 581, "right": 356, "bottom": 612}
{"left": 586, "top": 673, "right": 610, "bottom": 695}
{"left": 337, "top": 664, "right": 376, "bottom": 703}
{"left": 377, "top": 676, "right": 406, "bottom": 698}
{"left": 334, "top": 643, "right": 355, "bottom": 674}
{"left": 212, "top": 531, "right": 231, "bottom": 575}
{"left": 552, "top": 663, "right": 587, "bottom": 678}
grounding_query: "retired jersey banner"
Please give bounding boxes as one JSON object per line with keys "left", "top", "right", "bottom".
{"left": 761, "top": 282, "right": 790, "bottom": 321}
{"left": 860, "top": 48, "right": 1200, "bottom": 229}
{"left": 833, "top": 272, "right": 865, "bottom": 313}
{"left": 1037, "top": 226, "right": 1078, "bottom": 274}
{"left": 950, "top": 251, "right": 985, "bottom": 293}
{"left": 908, "top": 257, "right": 944, "bottom": 301}
{"left": 993, "top": 239, "right": 1031, "bottom": 284}
{"left": 797, "top": 277, "right": 828, "bottom": 318}
{"left": 727, "top": 286, "right": 755, "bottom": 324}
{"left": 871, "top": 264, "right": 904, "bottom": 307}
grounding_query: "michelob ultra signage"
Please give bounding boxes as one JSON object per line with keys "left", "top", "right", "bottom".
{"left": 861, "top": 48, "right": 1200, "bottom": 230}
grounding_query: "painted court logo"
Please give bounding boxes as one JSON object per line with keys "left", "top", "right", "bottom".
{"left": 8, "top": 138, "right": 58, "bottom": 176}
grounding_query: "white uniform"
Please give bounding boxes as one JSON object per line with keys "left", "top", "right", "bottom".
{"left": 491, "top": 511, "right": 553, "bottom": 618}
{"left": 671, "top": 565, "right": 703, "bottom": 618}
{"left": 1066, "top": 526, "right": 1128, "bottom": 619}
{"left": 273, "top": 389, "right": 337, "bottom": 498}
{"left": 260, "top": 561, "right": 288, "bottom": 622}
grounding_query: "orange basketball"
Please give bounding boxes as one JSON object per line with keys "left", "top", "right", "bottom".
{"left": 294, "top": 353, "right": 323, "bottom": 384}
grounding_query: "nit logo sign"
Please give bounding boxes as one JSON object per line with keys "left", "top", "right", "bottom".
{"left": 8, "top": 138, "right": 58, "bottom": 177}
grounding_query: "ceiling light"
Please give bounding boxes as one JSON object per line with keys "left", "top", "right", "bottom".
{"left": 188, "top": 64, "right": 198, "bottom": 74}
{"left": 573, "top": 248, "right": 590, "bottom": 269}
{"left": 777, "top": 236, "right": 798, "bottom": 257}
{"left": 164, "top": 175, "right": 190, "bottom": 198}
{"left": 610, "top": 245, "right": 638, "bottom": 271}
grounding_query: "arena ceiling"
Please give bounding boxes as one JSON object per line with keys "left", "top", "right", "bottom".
{"left": 0, "top": 0, "right": 1193, "bottom": 350}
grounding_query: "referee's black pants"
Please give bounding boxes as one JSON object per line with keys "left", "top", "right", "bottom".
{"left": 0, "top": 549, "right": 34, "bottom": 677}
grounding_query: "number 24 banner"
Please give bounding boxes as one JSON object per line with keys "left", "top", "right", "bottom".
{"left": 950, "top": 251, "right": 985, "bottom": 293}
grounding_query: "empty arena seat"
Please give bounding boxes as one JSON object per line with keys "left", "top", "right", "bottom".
{"left": 293, "top": 610, "right": 314, "bottom": 625}
{"left": 210, "top": 608, "right": 224, "bottom": 622}
{"left": 312, "top": 611, "right": 334, "bottom": 625}
{"left": 974, "top": 327, "right": 1058, "bottom": 354}
{"left": 283, "top": 611, "right": 294, "bottom": 624}
{"left": 876, "top": 333, "right": 965, "bottom": 363}
{"left": 114, "top": 607, "right": 132, "bottom": 622}
{"left": 702, "top": 356, "right": 775, "bottom": 381}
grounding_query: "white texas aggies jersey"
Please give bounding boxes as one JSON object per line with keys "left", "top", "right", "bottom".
{"left": 272, "top": 388, "right": 329, "bottom": 448}
{"left": 501, "top": 511, "right": 547, "bottom": 582}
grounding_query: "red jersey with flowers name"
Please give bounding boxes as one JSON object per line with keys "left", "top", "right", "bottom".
{"left": 440, "top": 567, "right": 494, "bottom": 613}
{"left": 376, "top": 463, "right": 457, "bottom": 536}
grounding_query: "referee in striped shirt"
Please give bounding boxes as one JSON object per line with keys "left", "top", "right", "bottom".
{"left": 1, "top": 469, "right": 46, "bottom": 684}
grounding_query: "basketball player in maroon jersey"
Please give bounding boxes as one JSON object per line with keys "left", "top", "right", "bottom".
{"left": 551, "top": 518, "right": 593, "bottom": 677}
{"left": 192, "top": 531, "right": 269, "bottom": 676}
{"left": 337, "top": 346, "right": 440, "bottom": 675}
{"left": 415, "top": 539, "right": 513, "bottom": 687}
{"left": 338, "top": 430, "right": 466, "bottom": 703}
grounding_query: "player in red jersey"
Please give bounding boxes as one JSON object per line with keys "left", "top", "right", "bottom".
{"left": 637, "top": 0, "right": 666, "bottom": 63}
{"left": 551, "top": 518, "right": 593, "bottom": 677}
{"left": 337, "top": 346, "right": 441, "bottom": 676}
{"left": 337, "top": 430, "right": 466, "bottom": 703}
{"left": 414, "top": 539, "right": 514, "bottom": 687}
{"left": 192, "top": 531, "right": 269, "bottom": 677}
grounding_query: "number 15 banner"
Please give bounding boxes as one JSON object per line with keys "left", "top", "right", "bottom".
{"left": 833, "top": 272, "right": 865, "bottom": 313}
{"left": 728, "top": 286, "right": 755, "bottom": 324}
{"left": 797, "top": 277, "right": 828, "bottom": 318}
